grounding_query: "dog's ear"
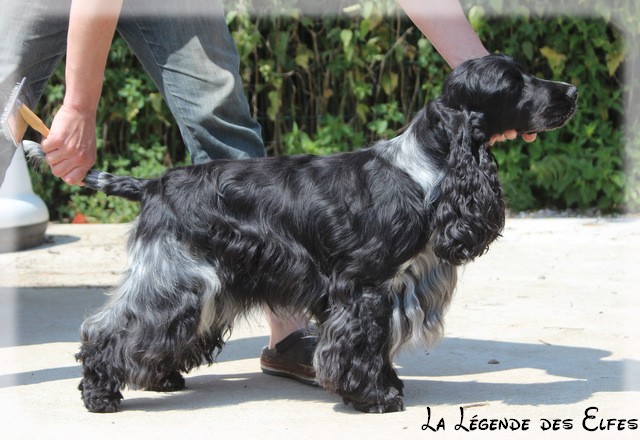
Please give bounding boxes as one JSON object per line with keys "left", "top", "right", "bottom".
{"left": 432, "top": 110, "right": 505, "bottom": 266}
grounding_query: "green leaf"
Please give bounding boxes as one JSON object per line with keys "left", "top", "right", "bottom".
{"left": 468, "top": 6, "right": 486, "bottom": 30}
{"left": 606, "top": 51, "right": 625, "bottom": 76}
{"left": 295, "top": 45, "right": 313, "bottom": 70}
{"left": 521, "top": 41, "right": 534, "bottom": 60}
{"left": 267, "top": 90, "right": 281, "bottom": 122}
{"left": 539, "top": 46, "right": 567, "bottom": 76}
{"left": 381, "top": 73, "right": 399, "bottom": 96}
{"left": 340, "top": 29, "right": 353, "bottom": 48}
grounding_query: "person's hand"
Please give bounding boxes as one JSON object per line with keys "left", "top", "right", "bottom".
{"left": 41, "top": 104, "right": 97, "bottom": 186}
{"left": 489, "top": 129, "right": 537, "bottom": 146}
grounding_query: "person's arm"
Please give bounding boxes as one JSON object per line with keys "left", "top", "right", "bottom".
{"left": 41, "top": 0, "right": 123, "bottom": 186}
{"left": 398, "top": 0, "right": 537, "bottom": 144}
{"left": 397, "top": 0, "right": 488, "bottom": 68}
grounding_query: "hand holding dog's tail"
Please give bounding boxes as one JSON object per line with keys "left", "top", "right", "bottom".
{"left": 23, "top": 140, "right": 145, "bottom": 202}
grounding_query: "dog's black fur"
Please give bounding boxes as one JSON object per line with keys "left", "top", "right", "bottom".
{"left": 26, "top": 54, "right": 577, "bottom": 413}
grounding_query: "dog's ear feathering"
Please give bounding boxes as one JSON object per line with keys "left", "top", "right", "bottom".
{"left": 432, "top": 109, "right": 505, "bottom": 266}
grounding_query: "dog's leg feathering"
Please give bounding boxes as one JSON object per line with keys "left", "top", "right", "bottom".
{"left": 314, "top": 289, "right": 404, "bottom": 413}
{"left": 77, "top": 235, "right": 228, "bottom": 412}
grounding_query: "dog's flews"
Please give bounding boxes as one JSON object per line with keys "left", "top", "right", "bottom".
{"left": 26, "top": 54, "right": 577, "bottom": 413}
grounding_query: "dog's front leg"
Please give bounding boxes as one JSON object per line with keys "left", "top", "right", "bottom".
{"left": 314, "top": 292, "right": 404, "bottom": 413}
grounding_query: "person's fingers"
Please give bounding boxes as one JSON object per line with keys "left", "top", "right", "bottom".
{"left": 40, "top": 133, "right": 62, "bottom": 161}
{"left": 61, "top": 167, "right": 88, "bottom": 186}
{"left": 43, "top": 148, "right": 64, "bottom": 168}
{"left": 489, "top": 133, "right": 506, "bottom": 146}
{"left": 44, "top": 143, "right": 94, "bottom": 185}
{"left": 489, "top": 131, "right": 538, "bottom": 146}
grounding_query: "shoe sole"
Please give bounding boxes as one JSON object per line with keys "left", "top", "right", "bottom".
{"left": 260, "top": 362, "right": 319, "bottom": 387}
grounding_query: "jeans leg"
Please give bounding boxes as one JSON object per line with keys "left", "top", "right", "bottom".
{"left": 117, "top": 0, "right": 265, "bottom": 164}
{"left": 0, "top": 0, "right": 70, "bottom": 184}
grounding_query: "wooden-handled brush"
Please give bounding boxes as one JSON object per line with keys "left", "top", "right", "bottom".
{"left": 0, "top": 77, "right": 50, "bottom": 183}
{"left": 1, "top": 77, "right": 50, "bottom": 147}
{"left": 16, "top": 102, "right": 50, "bottom": 138}
{"left": 0, "top": 78, "right": 49, "bottom": 185}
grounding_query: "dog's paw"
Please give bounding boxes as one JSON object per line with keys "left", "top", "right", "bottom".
{"left": 79, "top": 380, "right": 123, "bottom": 413}
{"left": 342, "top": 387, "right": 405, "bottom": 413}
{"left": 82, "top": 390, "right": 123, "bottom": 413}
{"left": 145, "top": 371, "right": 186, "bottom": 392}
{"left": 343, "top": 395, "right": 405, "bottom": 413}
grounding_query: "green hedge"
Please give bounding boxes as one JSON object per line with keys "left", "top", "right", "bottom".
{"left": 31, "top": 0, "right": 635, "bottom": 222}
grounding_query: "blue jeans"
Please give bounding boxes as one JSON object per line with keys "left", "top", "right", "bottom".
{"left": 0, "top": 0, "right": 265, "bottom": 183}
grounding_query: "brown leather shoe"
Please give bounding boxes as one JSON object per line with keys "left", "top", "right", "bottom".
{"left": 260, "top": 327, "right": 318, "bottom": 386}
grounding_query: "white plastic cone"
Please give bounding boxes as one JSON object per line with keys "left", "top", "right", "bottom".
{"left": 0, "top": 144, "right": 49, "bottom": 252}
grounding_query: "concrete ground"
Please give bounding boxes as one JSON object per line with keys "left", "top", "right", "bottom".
{"left": 0, "top": 218, "right": 638, "bottom": 439}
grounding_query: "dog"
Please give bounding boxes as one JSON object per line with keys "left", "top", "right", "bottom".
{"left": 25, "top": 54, "right": 577, "bottom": 413}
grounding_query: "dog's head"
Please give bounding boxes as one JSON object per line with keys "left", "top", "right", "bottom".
{"left": 440, "top": 54, "right": 578, "bottom": 137}
{"left": 431, "top": 54, "right": 578, "bottom": 266}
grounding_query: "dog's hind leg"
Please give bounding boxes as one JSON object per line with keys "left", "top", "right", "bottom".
{"left": 76, "top": 300, "right": 198, "bottom": 411}
{"left": 314, "top": 289, "right": 404, "bottom": 413}
{"left": 76, "top": 304, "right": 129, "bottom": 413}
{"left": 76, "top": 282, "right": 222, "bottom": 412}
{"left": 76, "top": 237, "right": 225, "bottom": 413}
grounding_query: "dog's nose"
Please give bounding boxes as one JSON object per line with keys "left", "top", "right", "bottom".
{"left": 566, "top": 86, "right": 578, "bottom": 101}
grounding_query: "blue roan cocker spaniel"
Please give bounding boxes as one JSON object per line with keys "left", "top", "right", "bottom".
{"left": 27, "top": 54, "right": 578, "bottom": 413}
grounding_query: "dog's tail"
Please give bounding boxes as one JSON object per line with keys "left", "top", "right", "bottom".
{"left": 23, "top": 140, "right": 145, "bottom": 202}
{"left": 83, "top": 169, "right": 145, "bottom": 202}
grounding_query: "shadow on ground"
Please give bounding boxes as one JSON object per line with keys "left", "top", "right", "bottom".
{"left": 1, "top": 286, "right": 637, "bottom": 411}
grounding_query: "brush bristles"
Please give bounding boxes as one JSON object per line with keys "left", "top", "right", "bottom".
{"left": 0, "top": 108, "right": 13, "bottom": 144}
{"left": 0, "top": 82, "right": 24, "bottom": 145}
